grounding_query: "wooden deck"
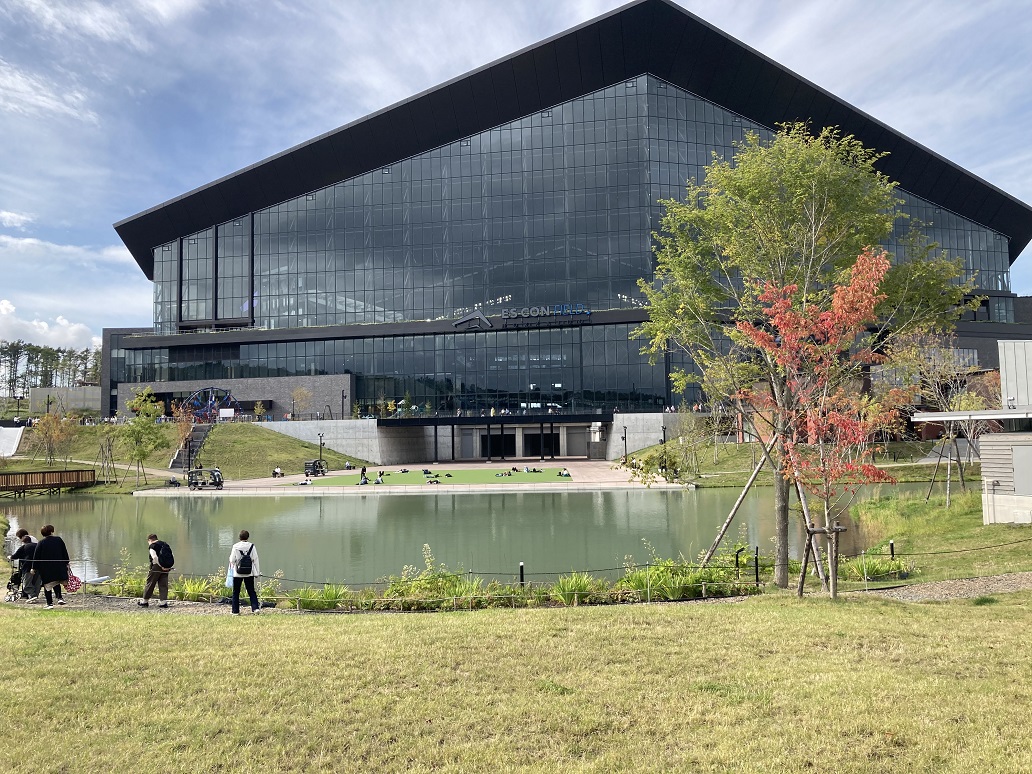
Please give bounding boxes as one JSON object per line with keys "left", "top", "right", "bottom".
{"left": 0, "top": 469, "right": 96, "bottom": 497}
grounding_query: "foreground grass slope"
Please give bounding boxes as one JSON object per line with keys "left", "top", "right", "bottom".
{"left": 1, "top": 594, "right": 1030, "bottom": 773}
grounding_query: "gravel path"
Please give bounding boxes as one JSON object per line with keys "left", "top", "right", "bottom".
{"left": 854, "top": 571, "right": 1032, "bottom": 602}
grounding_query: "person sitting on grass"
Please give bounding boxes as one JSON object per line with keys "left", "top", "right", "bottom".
{"left": 375, "top": 472, "right": 384, "bottom": 484}
{"left": 558, "top": 468, "right": 571, "bottom": 477}
{"left": 358, "top": 474, "right": 369, "bottom": 485}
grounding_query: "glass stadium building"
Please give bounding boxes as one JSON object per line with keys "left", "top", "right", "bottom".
{"left": 106, "top": 0, "right": 1032, "bottom": 437}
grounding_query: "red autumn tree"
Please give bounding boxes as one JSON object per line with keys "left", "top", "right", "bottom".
{"left": 736, "top": 248, "right": 901, "bottom": 597}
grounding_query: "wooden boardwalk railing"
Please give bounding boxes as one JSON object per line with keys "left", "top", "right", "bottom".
{"left": 0, "top": 469, "right": 96, "bottom": 496}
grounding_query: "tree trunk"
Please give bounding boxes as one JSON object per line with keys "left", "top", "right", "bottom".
{"left": 946, "top": 446, "right": 952, "bottom": 508}
{"left": 953, "top": 436, "right": 966, "bottom": 491}
{"left": 773, "top": 473, "right": 791, "bottom": 588}
{"left": 700, "top": 437, "right": 777, "bottom": 567}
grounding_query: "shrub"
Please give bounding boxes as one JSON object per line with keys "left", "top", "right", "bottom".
{"left": 287, "top": 584, "right": 352, "bottom": 610}
{"left": 110, "top": 547, "right": 149, "bottom": 598}
{"left": 550, "top": 572, "right": 603, "bottom": 606}
{"left": 171, "top": 575, "right": 221, "bottom": 602}
{"left": 838, "top": 556, "right": 916, "bottom": 582}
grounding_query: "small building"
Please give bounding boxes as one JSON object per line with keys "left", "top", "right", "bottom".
{"left": 981, "top": 431, "right": 1032, "bottom": 525}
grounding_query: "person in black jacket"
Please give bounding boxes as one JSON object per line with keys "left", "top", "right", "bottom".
{"left": 9, "top": 535, "right": 40, "bottom": 600}
{"left": 138, "top": 534, "right": 172, "bottom": 608}
{"left": 28, "top": 525, "right": 70, "bottom": 609}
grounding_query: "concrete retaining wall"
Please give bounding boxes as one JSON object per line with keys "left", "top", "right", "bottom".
{"left": 258, "top": 413, "right": 679, "bottom": 466}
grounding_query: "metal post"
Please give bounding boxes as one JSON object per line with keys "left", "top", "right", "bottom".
{"left": 622, "top": 425, "right": 627, "bottom": 461}
{"left": 519, "top": 561, "right": 525, "bottom": 588}
{"left": 318, "top": 433, "right": 324, "bottom": 464}
{"left": 754, "top": 546, "right": 760, "bottom": 586}
{"left": 889, "top": 540, "right": 895, "bottom": 560}
{"left": 341, "top": 389, "right": 347, "bottom": 419}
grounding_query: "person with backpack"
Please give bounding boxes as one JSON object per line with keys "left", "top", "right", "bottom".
{"left": 228, "top": 529, "right": 261, "bottom": 615}
{"left": 138, "top": 534, "right": 174, "bottom": 608}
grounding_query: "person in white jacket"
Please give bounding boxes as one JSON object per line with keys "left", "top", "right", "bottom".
{"left": 228, "top": 529, "right": 261, "bottom": 615}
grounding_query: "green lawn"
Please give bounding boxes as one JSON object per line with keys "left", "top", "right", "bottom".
{"left": 1, "top": 593, "right": 1030, "bottom": 772}
{"left": 308, "top": 465, "right": 569, "bottom": 487}
{"left": 4, "top": 494, "right": 1032, "bottom": 771}
{"left": 847, "top": 489, "right": 1032, "bottom": 583}
{"left": 6, "top": 422, "right": 369, "bottom": 486}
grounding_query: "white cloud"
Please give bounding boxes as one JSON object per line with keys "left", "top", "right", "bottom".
{"left": 0, "top": 299, "right": 100, "bottom": 349}
{"left": 0, "top": 58, "right": 98, "bottom": 124}
{"left": 0, "top": 210, "right": 34, "bottom": 229}
{"left": 0, "top": 235, "right": 151, "bottom": 342}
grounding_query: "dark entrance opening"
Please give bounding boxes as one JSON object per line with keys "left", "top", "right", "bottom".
{"left": 523, "top": 432, "right": 559, "bottom": 458}
{"left": 480, "top": 432, "right": 516, "bottom": 458}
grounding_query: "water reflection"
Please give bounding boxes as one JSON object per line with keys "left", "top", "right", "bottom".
{"left": 3, "top": 484, "right": 925, "bottom": 587}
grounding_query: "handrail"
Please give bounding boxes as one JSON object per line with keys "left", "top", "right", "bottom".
{"left": 0, "top": 469, "right": 96, "bottom": 492}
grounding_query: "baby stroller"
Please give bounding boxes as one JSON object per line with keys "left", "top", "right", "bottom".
{"left": 5, "top": 569, "right": 21, "bottom": 603}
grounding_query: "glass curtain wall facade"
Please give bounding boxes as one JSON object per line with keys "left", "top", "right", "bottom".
{"left": 126, "top": 74, "right": 1014, "bottom": 412}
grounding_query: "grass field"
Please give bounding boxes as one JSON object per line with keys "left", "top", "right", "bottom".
{"left": 309, "top": 465, "right": 569, "bottom": 487}
{"left": 847, "top": 489, "right": 1032, "bottom": 582}
{"left": 4, "top": 492, "right": 1032, "bottom": 771}
{"left": 4, "top": 423, "right": 367, "bottom": 490}
{"left": 1, "top": 592, "right": 1030, "bottom": 773}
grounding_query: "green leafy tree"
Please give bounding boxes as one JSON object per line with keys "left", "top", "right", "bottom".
{"left": 120, "top": 387, "right": 170, "bottom": 487}
{"left": 638, "top": 123, "right": 972, "bottom": 587}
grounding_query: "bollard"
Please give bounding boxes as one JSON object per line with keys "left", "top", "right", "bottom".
{"left": 889, "top": 540, "right": 895, "bottom": 560}
{"left": 519, "top": 561, "right": 525, "bottom": 589}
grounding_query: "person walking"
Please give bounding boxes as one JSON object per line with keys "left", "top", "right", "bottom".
{"left": 138, "top": 534, "right": 173, "bottom": 608}
{"left": 27, "top": 525, "right": 70, "bottom": 609}
{"left": 228, "top": 530, "right": 261, "bottom": 615}
{"left": 9, "top": 535, "right": 40, "bottom": 600}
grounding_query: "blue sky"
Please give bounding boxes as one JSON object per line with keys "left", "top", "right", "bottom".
{"left": 1, "top": 0, "right": 1030, "bottom": 349}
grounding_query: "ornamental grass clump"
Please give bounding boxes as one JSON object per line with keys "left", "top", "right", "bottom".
{"left": 838, "top": 555, "right": 917, "bottom": 582}
{"left": 287, "top": 583, "right": 352, "bottom": 610}
{"left": 171, "top": 575, "right": 221, "bottom": 602}
{"left": 550, "top": 571, "right": 603, "bottom": 606}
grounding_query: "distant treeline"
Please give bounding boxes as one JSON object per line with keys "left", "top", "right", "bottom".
{"left": 0, "top": 339, "right": 101, "bottom": 395}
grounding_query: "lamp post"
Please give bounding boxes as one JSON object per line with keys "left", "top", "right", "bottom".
{"left": 341, "top": 389, "right": 347, "bottom": 420}
{"left": 318, "top": 432, "right": 324, "bottom": 464}
{"left": 622, "top": 425, "right": 627, "bottom": 461}
{"left": 15, "top": 395, "right": 23, "bottom": 415}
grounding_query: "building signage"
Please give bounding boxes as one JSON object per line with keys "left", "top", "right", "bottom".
{"left": 501, "top": 303, "right": 591, "bottom": 320}
{"left": 453, "top": 310, "right": 493, "bottom": 330}
{"left": 452, "top": 304, "right": 591, "bottom": 331}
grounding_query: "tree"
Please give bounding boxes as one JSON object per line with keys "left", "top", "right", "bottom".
{"left": 119, "top": 387, "right": 170, "bottom": 487}
{"left": 639, "top": 123, "right": 972, "bottom": 587}
{"left": 30, "top": 412, "right": 76, "bottom": 466}
{"left": 291, "top": 386, "right": 313, "bottom": 417}
{"left": 736, "top": 249, "right": 901, "bottom": 597}
{"left": 885, "top": 332, "right": 983, "bottom": 500}
{"left": 170, "top": 400, "right": 195, "bottom": 468}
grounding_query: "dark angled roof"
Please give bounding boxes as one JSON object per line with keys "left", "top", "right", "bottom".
{"left": 115, "top": 0, "right": 1032, "bottom": 279}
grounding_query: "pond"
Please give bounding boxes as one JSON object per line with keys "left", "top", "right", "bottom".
{"left": 4, "top": 484, "right": 925, "bottom": 587}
